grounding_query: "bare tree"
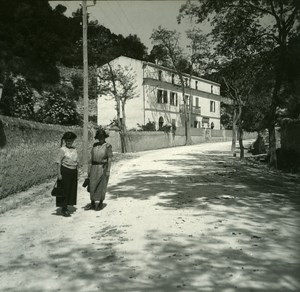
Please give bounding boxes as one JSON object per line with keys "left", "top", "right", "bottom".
{"left": 151, "top": 26, "right": 192, "bottom": 145}
{"left": 97, "top": 63, "right": 138, "bottom": 152}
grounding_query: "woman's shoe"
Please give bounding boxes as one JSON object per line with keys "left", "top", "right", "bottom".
{"left": 62, "top": 208, "right": 71, "bottom": 217}
{"left": 84, "top": 201, "right": 95, "bottom": 210}
{"left": 95, "top": 201, "right": 103, "bottom": 211}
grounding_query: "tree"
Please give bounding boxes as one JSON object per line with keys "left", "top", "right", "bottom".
{"left": 222, "top": 56, "right": 270, "bottom": 158}
{"left": 179, "top": 0, "right": 300, "bottom": 167}
{"left": 186, "top": 28, "right": 210, "bottom": 139}
{"left": 0, "top": 0, "right": 82, "bottom": 87}
{"left": 0, "top": 75, "right": 35, "bottom": 120}
{"left": 151, "top": 26, "right": 192, "bottom": 145}
{"left": 97, "top": 63, "right": 138, "bottom": 153}
{"left": 148, "top": 44, "right": 170, "bottom": 66}
{"left": 70, "top": 15, "right": 148, "bottom": 68}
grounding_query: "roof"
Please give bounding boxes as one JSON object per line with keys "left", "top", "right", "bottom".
{"left": 143, "top": 61, "right": 221, "bottom": 87}
{"left": 109, "top": 56, "right": 221, "bottom": 87}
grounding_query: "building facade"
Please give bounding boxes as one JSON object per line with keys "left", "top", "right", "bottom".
{"left": 97, "top": 56, "right": 222, "bottom": 130}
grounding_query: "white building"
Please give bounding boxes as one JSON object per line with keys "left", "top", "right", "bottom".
{"left": 97, "top": 56, "right": 222, "bottom": 130}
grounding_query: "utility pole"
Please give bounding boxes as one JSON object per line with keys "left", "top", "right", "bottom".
{"left": 82, "top": 0, "right": 97, "bottom": 173}
{"left": 82, "top": 0, "right": 89, "bottom": 173}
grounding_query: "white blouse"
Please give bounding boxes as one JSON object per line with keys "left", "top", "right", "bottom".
{"left": 56, "top": 146, "right": 78, "bottom": 169}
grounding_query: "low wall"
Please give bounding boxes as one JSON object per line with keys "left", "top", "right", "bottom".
{"left": 0, "top": 115, "right": 94, "bottom": 199}
{"left": 0, "top": 115, "right": 257, "bottom": 198}
{"left": 125, "top": 128, "right": 257, "bottom": 152}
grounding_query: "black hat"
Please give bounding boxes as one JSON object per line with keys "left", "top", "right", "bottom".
{"left": 95, "top": 128, "right": 109, "bottom": 140}
{"left": 62, "top": 131, "right": 77, "bottom": 140}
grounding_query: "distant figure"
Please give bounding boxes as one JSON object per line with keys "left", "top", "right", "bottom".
{"left": 85, "top": 128, "right": 113, "bottom": 211}
{"left": 251, "top": 132, "right": 266, "bottom": 155}
{"left": 55, "top": 131, "right": 78, "bottom": 217}
{"left": 211, "top": 122, "right": 214, "bottom": 129}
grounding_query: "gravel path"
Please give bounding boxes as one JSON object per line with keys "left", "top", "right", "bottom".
{"left": 0, "top": 141, "right": 299, "bottom": 292}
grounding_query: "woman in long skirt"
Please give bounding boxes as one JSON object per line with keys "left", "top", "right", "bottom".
{"left": 55, "top": 131, "right": 78, "bottom": 217}
{"left": 85, "top": 128, "right": 112, "bottom": 211}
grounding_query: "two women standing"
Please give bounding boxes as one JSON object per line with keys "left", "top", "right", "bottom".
{"left": 55, "top": 128, "right": 112, "bottom": 216}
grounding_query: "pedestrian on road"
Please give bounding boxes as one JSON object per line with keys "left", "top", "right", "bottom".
{"left": 55, "top": 131, "right": 78, "bottom": 217}
{"left": 84, "top": 127, "right": 112, "bottom": 211}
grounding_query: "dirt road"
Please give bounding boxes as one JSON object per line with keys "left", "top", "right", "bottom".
{"left": 0, "top": 141, "right": 299, "bottom": 292}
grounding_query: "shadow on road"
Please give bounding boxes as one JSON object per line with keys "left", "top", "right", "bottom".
{"left": 1, "top": 149, "right": 299, "bottom": 291}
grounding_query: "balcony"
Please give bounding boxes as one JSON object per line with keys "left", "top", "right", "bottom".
{"left": 179, "top": 105, "right": 201, "bottom": 115}
{"left": 192, "top": 106, "right": 201, "bottom": 114}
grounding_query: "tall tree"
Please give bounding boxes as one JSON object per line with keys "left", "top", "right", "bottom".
{"left": 221, "top": 58, "right": 258, "bottom": 158}
{"left": 179, "top": 0, "right": 300, "bottom": 167}
{"left": 186, "top": 28, "right": 210, "bottom": 137}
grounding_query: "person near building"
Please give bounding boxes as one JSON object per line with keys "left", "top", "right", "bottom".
{"left": 55, "top": 131, "right": 78, "bottom": 217}
{"left": 85, "top": 127, "right": 113, "bottom": 211}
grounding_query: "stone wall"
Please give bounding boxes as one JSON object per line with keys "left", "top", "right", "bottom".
{"left": 0, "top": 115, "right": 257, "bottom": 198}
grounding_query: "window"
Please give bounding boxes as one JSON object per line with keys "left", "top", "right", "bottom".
{"left": 157, "top": 89, "right": 168, "bottom": 104}
{"left": 170, "top": 92, "right": 178, "bottom": 106}
{"left": 184, "top": 78, "right": 189, "bottom": 87}
{"left": 157, "top": 89, "right": 163, "bottom": 103}
{"left": 159, "top": 117, "right": 164, "bottom": 130}
{"left": 195, "top": 97, "right": 199, "bottom": 108}
{"left": 171, "top": 74, "right": 175, "bottom": 84}
{"left": 163, "top": 90, "right": 168, "bottom": 103}
{"left": 185, "top": 95, "right": 190, "bottom": 105}
{"left": 210, "top": 100, "right": 216, "bottom": 112}
{"left": 211, "top": 85, "right": 213, "bottom": 93}
{"left": 195, "top": 81, "right": 198, "bottom": 90}
{"left": 158, "top": 70, "right": 162, "bottom": 81}
{"left": 194, "top": 121, "right": 198, "bottom": 128}
{"left": 202, "top": 117, "right": 209, "bottom": 127}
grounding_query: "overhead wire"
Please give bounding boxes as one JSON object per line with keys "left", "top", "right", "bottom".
{"left": 105, "top": 1, "right": 133, "bottom": 37}
{"left": 94, "top": 1, "right": 121, "bottom": 34}
{"left": 116, "top": 2, "right": 135, "bottom": 33}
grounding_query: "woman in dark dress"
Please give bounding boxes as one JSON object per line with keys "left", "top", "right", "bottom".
{"left": 55, "top": 131, "right": 78, "bottom": 217}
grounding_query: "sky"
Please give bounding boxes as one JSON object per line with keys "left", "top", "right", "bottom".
{"left": 49, "top": 1, "right": 211, "bottom": 53}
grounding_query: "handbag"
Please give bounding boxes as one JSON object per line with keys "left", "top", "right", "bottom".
{"left": 51, "top": 179, "right": 63, "bottom": 197}
{"left": 82, "top": 178, "right": 90, "bottom": 192}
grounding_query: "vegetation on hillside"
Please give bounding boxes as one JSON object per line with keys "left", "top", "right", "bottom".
{"left": 0, "top": 0, "right": 148, "bottom": 126}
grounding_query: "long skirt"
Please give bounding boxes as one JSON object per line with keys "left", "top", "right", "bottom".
{"left": 89, "top": 164, "right": 109, "bottom": 202}
{"left": 56, "top": 165, "right": 78, "bottom": 207}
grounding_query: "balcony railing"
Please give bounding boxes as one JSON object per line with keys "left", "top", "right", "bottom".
{"left": 192, "top": 106, "right": 201, "bottom": 114}
{"left": 179, "top": 105, "right": 201, "bottom": 115}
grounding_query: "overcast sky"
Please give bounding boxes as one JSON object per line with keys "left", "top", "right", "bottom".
{"left": 49, "top": 1, "right": 211, "bottom": 53}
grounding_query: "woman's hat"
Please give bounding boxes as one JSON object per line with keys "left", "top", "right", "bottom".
{"left": 95, "top": 128, "right": 109, "bottom": 139}
{"left": 62, "top": 131, "right": 77, "bottom": 140}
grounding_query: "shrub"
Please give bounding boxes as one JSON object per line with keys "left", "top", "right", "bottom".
{"left": 160, "top": 124, "right": 172, "bottom": 133}
{"left": 137, "top": 121, "right": 156, "bottom": 131}
{"left": 36, "top": 86, "right": 80, "bottom": 125}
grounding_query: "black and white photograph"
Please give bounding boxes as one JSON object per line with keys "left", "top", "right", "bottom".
{"left": 0, "top": 0, "right": 299, "bottom": 291}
